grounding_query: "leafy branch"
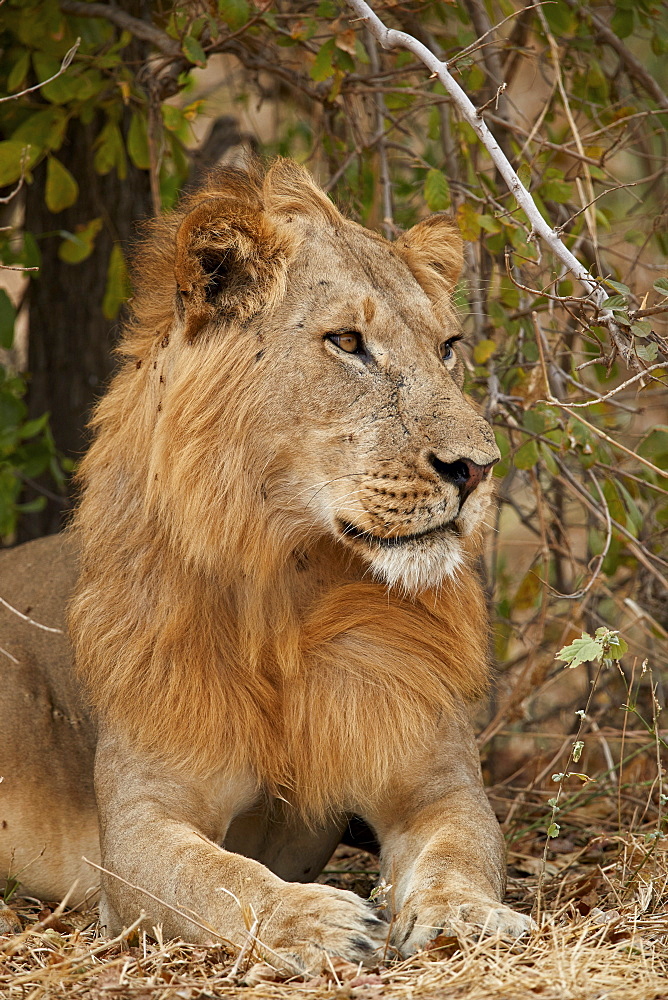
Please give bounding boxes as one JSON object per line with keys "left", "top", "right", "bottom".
{"left": 344, "top": 0, "right": 663, "bottom": 372}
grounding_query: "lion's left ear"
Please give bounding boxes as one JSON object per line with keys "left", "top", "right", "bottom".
{"left": 394, "top": 215, "right": 463, "bottom": 299}
{"left": 174, "top": 197, "right": 291, "bottom": 340}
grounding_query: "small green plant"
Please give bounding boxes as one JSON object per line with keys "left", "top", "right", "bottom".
{"left": 535, "top": 628, "right": 630, "bottom": 918}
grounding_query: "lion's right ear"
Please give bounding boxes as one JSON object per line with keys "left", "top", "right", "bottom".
{"left": 174, "top": 197, "right": 292, "bottom": 340}
{"left": 394, "top": 214, "right": 463, "bottom": 302}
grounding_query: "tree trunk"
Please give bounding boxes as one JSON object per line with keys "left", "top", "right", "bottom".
{"left": 19, "top": 9, "right": 153, "bottom": 541}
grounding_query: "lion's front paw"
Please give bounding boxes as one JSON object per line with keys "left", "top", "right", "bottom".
{"left": 394, "top": 893, "right": 535, "bottom": 956}
{"left": 260, "top": 882, "right": 388, "bottom": 976}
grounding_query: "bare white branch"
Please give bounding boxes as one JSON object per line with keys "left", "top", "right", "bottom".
{"left": 345, "top": 0, "right": 642, "bottom": 369}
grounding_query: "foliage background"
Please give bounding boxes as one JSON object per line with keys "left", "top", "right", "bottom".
{"left": 0, "top": 0, "right": 666, "bottom": 982}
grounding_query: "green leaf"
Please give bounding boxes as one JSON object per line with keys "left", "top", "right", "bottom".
{"left": 17, "top": 439, "right": 53, "bottom": 478}
{"left": 15, "top": 497, "right": 47, "bottom": 514}
{"left": 31, "top": 52, "right": 81, "bottom": 105}
{"left": 18, "top": 412, "right": 50, "bottom": 440}
{"left": 558, "top": 628, "right": 626, "bottom": 667}
{"left": 423, "top": 169, "right": 450, "bottom": 211}
{"left": 102, "top": 244, "right": 131, "bottom": 320}
{"left": 544, "top": 2, "right": 573, "bottom": 34}
{"left": 12, "top": 107, "right": 68, "bottom": 154}
{"left": 218, "top": 0, "right": 250, "bottom": 29}
{"left": 127, "top": 113, "right": 150, "bottom": 170}
{"left": 513, "top": 570, "right": 541, "bottom": 611}
{"left": 477, "top": 213, "right": 502, "bottom": 234}
{"left": 547, "top": 822, "right": 561, "bottom": 838}
{"left": 636, "top": 342, "right": 658, "bottom": 362}
{"left": 94, "top": 121, "right": 127, "bottom": 179}
{"left": 58, "top": 217, "right": 104, "bottom": 264}
{"left": 540, "top": 442, "right": 558, "bottom": 476}
{"left": 20, "top": 233, "right": 41, "bottom": 272}
{"left": 631, "top": 320, "right": 652, "bottom": 338}
{"left": 514, "top": 439, "right": 539, "bottom": 470}
{"left": 541, "top": 178, "right": 572, "bottom": 203}
{"left": 517, "top": 163, "right": 531, "bottom": 188}
{"left": 162, "top": 105, "right": 186, "bottom": 133}
{"left": 611, "top": 8, "right": 634, "bottom": 37}
{"left": 456, "top": 202, "right": 481, "bottom": 241}
{"left": 624, "top": 229, "right": 646, "bottom": 246}
{"left": 605, "top": 635, "right": 628, "bottom": 660}
{"left": 427, "top": 107, "right": 440, "bottom": 142}
{"left": 0, "top": 290, "right": 17, "bottom": 350}
{"left": 556, "top": 633, "right": 605, "bottom": 668}
{"left": 310, "top": 38, "right": 335, "bottom": 81}
{"left": 652, "top": 277, "right": 668, "bottom": 295}
{"left": 616, "top": 480, "right": 643, "bottom": 534}
{"left": 0, "top": 390, "right": 26, "bottom": 430}
{"left": 0, "top": 140, "right": 40, "bottom": 187}
{"left": 7, "top": 51, "right": 30, "bottom": 93}
{"left": 45, "top": 156, "right": 79, "bottom": 213}
{"left": 572, "top": 741, "right": 584, "bottom": 762}
{"left": 182, "top": 34, "right": 207, "bottom": 66}
{"left": 473, "top": 339, "right": 496, "bottom": 364}
{"left": 637, "top": 426, "right": 668, "bottom": 469}
{"left": 604, "top": 278, "right": 630, "bottom": 295}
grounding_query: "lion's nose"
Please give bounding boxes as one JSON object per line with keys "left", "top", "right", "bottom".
{"left": 428, "top": 453, "right": 497, "bottom": 503}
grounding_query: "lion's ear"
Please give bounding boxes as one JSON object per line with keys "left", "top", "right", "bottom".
{"left": 395, "top": 215, "right": 463, "bottom": 299}
{"left": 174, "top": 197, "right": 291, "bottom": 340}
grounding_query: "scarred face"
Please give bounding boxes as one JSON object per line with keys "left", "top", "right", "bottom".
{"left": 263, "top": 216, "right": 500, "bottom": 592}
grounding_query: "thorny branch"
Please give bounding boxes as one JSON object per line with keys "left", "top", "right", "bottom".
{"left": 344, "top": 0, "right": 656, "bottom": 372}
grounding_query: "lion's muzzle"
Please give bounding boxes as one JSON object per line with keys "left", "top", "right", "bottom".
{"left": 428, "top": 453, "right": 498, "bottom": 504}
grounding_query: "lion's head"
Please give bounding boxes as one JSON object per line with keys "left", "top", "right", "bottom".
{"left": 112, "top": 159, "right": 499, "bottom": 596}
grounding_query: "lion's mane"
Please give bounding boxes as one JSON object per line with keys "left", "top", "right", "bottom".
{"left": 69, "top": 161, "right": 489, "bottom": 822}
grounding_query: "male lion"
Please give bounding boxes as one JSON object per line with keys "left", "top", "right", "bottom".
{"left": 0, "top": 160, "right": 532, "bottom": 972}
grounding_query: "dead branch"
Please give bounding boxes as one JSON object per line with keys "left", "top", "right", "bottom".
{"left": 562, "top": 0, "right": 668, "bottom": 112}
{"left": 59, "top": 1, "right": 179, "bottom": 57}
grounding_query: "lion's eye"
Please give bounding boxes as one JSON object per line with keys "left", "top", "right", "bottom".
{"left": 439, "top": 336, "right": 462, "bottom": 365}
{"left": 327, "top": 332, "right": 362, "bottom": 354}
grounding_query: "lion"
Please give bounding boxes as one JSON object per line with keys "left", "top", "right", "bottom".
{"left": 0, "top": 159, "right": 532, "bottom": 972}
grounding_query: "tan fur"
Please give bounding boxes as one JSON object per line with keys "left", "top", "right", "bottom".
{"left": 68, "top": 161, "right": 490, "bottom": 814}
{"left": 1, "top": 161, "right": 533, "bottom": 972}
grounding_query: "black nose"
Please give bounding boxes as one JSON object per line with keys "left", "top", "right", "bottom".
{"left": 429, "top": 453, "right": 497, "bottom": 503}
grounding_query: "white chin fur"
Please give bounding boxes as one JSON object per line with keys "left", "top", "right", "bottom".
{"left": 367, "top": 534, "right": 465, "bottom": 593}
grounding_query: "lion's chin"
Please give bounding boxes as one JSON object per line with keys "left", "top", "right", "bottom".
{"left": 338, "top": 523, "right": 465, "bottom": 594}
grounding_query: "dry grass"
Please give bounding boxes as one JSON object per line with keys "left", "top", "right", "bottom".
{"left": 2, "top": 826, "right": 667, "bottom": 1000}
{"left": 2, "top": 652, "right": 666, "bottom": 999}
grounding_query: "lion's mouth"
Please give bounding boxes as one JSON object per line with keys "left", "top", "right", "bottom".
{"left": 338, "top": 520, "right": 459, "bottom": 548}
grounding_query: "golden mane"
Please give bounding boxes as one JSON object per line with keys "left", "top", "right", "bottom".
{"left": 69, "top": 159, "right": 489, "bottom": 823}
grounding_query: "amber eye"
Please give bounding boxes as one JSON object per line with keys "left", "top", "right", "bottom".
{"left": 326, "top": 332, "right": 362, "bottom": 354}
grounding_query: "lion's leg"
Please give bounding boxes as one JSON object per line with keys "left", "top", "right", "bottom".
{"left": 364, "top": 711, "right": 534, "bottom": 955}
{"left": 95, "top": 731, "right": 386, "bottom": 974}
{"left": 225, "top": 801, "right": 344, "bottom": 884}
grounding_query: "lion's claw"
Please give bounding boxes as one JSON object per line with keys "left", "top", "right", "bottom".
{"left": 261, "top": 882, "right": 387, "bottom": 975}
{"left": 394, "top": 894, "right": 535, "bottom": 956}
